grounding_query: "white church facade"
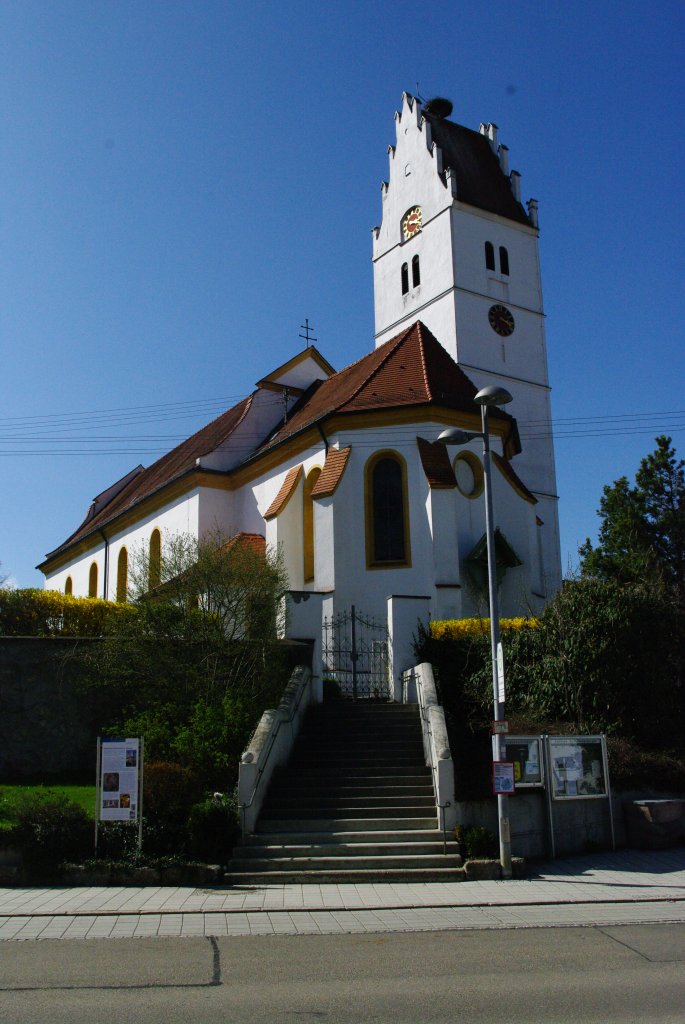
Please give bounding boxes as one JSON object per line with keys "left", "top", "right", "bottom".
{"left": 39, "top": 93, "right": 561, "bottom": 677}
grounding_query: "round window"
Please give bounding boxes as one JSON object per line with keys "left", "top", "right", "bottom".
{"left": 454, "top": 451, "right": 484, "bottom": 499}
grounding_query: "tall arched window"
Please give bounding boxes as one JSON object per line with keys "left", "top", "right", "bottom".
{"left": 88, "top": 562, "right": 98, "bottom": 598}
{"left": 499, "top": 246, "right": 509, "bottom": 275}
{"left": 65, "top": 576, "right": 73, "bottom": 595}
{"left": 401, "top": 262, "right": 409, "bottom": 295}
{"left": 149, "top": 529, "right": 162, "bottom": 590}
{"left": 303, "top": 467, "right": 322, "bottom": 584}
{"left": 365, "top": 451, "right": 411, "bottom": 567}
{"left": 116, "top": 547, "right": 128, "bottom": 603}
{"left": 412, "top": 254, "right": 420, "bottom": 287}
{"left": 485, "top": 241, "right": 495, "bottom": 271}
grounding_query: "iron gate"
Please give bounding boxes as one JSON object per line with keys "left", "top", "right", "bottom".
{"left": 322, "top": 605, "right": 390, "bottom": 700}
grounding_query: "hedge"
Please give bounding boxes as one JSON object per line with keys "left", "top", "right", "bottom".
{"left": 429, "top": 617, "right": 540, "bottom": 641}
{"left": 0, "top": 588, "right": 132, "bottom": 637}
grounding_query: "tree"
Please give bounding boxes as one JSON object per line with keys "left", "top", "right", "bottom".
{"left": 76, "top": 531, "right": 290, "bottom": 785}
{"left": 580, "top": 436, "right": 685, "bottom": 607}
{"left": 0, "top": 562, "right": 10, "bottom": 589}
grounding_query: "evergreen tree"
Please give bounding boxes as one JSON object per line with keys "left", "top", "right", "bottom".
{"left": 580, "top": 436, "right": 685, "bottom": 608}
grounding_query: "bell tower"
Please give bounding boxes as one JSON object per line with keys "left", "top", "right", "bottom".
{"left": 372, "top": 93, "right": 561, "bottom": 595}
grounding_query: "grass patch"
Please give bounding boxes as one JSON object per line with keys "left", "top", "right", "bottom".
{"left": 0, "top": 784, "right": 96, "bottom": 827}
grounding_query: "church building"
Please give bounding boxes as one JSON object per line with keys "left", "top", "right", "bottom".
{"left": 39, "top": 93, "right": 561, "bottom": 678}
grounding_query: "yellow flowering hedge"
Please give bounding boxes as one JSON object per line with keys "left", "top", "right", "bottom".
{"left": 429, "top": 617, "right": 540, "bottom": 641}
{"left": 0, "top": 588, "right": 134, "bottom": 637}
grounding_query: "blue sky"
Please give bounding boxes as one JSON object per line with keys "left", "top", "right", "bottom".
{"left": 1, "top": 0, "right": 683, "bottom": 587}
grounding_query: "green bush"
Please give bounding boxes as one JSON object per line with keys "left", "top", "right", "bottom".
{"left": 463, "top": 826, "right": 499, "bottom": 859}
{"left": 141, "top": 762, "right": 203, "bottom": 856}
{"left": 186, "top": 794, "right": 240, "bottom": 863}
{"left": 14, "top": 793, "right": 92, "bottom": 876}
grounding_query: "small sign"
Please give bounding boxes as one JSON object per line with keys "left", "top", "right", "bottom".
{"left": 99, "top": 738, "right": 141, "bottom": 822}
{"left": 496, "top": 642, "right": 505, "bottom": 703}
{"left": 492, "top": 720, "right": 509, "bottom": 735}
{"left": 492, "top": 760, "right": 516, "bottom": 795}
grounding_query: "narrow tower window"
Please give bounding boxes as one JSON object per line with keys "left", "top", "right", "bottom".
{"left": 65, "top": 576, "right": 73, "bottom": 595}
{"left": 499, "top": 246, "right": 509, "bottom": 275}
{"left": 88, "top": 562, "right": 98, "bottom": 598}
{"left": 116, "top": 547, "right": 128, "bottom": 603}
{"left": 412, "top": 254, "right": 420, "bottom": 287}
{"left": 401, "top": 263, "right": 409, "bottom": 295}
{"left": 485, "top": 241, "right": 495, "bottom": 271}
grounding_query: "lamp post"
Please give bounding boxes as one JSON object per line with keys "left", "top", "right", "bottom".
{"left": 439, "top": 384, "right": 513, "bottom": 878}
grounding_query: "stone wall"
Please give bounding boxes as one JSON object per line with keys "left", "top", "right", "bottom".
{"left": 0, "top": 637, "right": 99, "bottom": 779}
{"left": 0, "top": 637, "right": 313, "bottom": 781}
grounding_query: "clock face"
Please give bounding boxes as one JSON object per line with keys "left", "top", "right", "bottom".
{"left": 488, "top": 304, "right": 515, "bottom": 337}
{"left": 402, "top": 206, "right": 422, "bottom": 240}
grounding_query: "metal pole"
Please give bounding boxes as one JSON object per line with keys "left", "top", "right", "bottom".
{"left": 138, "top": 736, "right": 144, "bottom": 857}
{"left": 481, "top": 404, "right": 513, "bottom": 878}
{"left": 94, "top": 737, "right": 101, "bottom": 858}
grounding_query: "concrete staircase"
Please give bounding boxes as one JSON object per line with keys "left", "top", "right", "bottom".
{"left": 227, "top": 701, "right": 463, "bottom": 883}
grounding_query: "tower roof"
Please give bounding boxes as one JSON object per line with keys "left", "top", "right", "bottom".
{"left": 426, "top": 115, "right": 531, "bottom": 225}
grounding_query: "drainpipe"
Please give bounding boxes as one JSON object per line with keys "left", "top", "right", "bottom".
{"left": 98, "top": 529, "right": 109, "bottom": 600}
{"left": 316, "top": 421, "right": 330, "bottom": 455}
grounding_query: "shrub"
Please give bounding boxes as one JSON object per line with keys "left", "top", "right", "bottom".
{"left": 429, "top": 617, "right": 540, "bottom": 641}
{"left": 141, "top": 762, "right": 203, "bottom": 856}
{"left": 186, "top": 794, "right": 240, "bottom": 863}
{"left": 14, "top": 793, "right": 92, "bottom": 876}
{"left": 454, "top": 824, "right": 499, "bottom": 858}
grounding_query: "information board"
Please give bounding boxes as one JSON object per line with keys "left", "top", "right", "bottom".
{"left": 505, "top": 736, "right": 543, "bottom": 787}
{"left": 548, "top": 736, "right": 607, "bottom": 800}
{"left": 492, "top": 761, "right": 516, "bottom": 795}
{"left": 99, "top": 738, "right": 140, "bottom": 821}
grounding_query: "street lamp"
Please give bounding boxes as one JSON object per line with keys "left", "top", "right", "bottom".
{"left": 439, "top": 384, "right": 513, "bottom": 878}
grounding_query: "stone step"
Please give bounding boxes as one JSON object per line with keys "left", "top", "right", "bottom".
{"left": 228, "top": 853, "right": 460, "bottom": 872}
{"left": 224, "top": 867, "right": 466, "bottom": 884}
{"left": 263, "top": 794, "right": 436, "bottom": 810}
{"left": 232, "top": 841, "right": 460, "bottom": 859}
{"left": 289, "top": 757, "right": 426, "bottom": 768}
{"left": 260, "top": 803, "right": 435, "bottom": 820}
{"left": 258, "top": 816, "right": 438, "bottom": 833}
{"left": 266, "top": 784, "right": 434, "bottom": 799}
{"left": 243, "top": 828, "right": 450, "bottom": 846}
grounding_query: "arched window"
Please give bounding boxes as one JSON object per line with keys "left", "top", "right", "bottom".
{"left": 401, "top": 262, "right": 409, "bottom": 295}
{"left": 149, "top": 529, "right": 162, "bottom": 590}
{"left": 88, "top": 562, "right": 98, "bottom": 598}
{"left": 64, "top": 576, "right": 73, "bottom": 595}
{"left": 412, "top": 254, "right": 420, "bottom": 287}
{"left": 499, "top": 246, "right": 509, "bottom": 275}
{"left": 485, "top": 241, "right": 495, "bottom": 271}
{"left": 303, "top": 467, "right": 322, "bottom": 584}
{"left": 116, "top": 547, "right": 128, "bottom": 603}
{"left": 365, "top": 451, "right": 411, "bottom": 567}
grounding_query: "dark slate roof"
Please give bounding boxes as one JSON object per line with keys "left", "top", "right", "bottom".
{"left": 426, "top": 115, "right": 531, "bottom": 226}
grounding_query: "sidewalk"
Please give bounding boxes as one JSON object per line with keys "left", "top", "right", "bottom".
{"left": 1, "top": 848, "right": 684, "bottom": 941}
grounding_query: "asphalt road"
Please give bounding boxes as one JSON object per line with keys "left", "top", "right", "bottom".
{"left": 1, "top": 924, "right": 684, "bottom": 1023}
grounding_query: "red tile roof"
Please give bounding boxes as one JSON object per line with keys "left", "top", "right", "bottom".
{"left": 263, "top": 464, "right": 303, "bottom": 520}
{"left": 310, "top": 447, "right": 351, "bottom": 498}
{"left": 41, "top": 395, "right": 252, "bottom": 562}
{"left": 221, "top": 532, "right": 266, "bottom": 557}
{"left": 256, "top": 321, "right": 518, "bottom": 454}
{"left": 416, "top": 437, "right": 457, "bottom": 488}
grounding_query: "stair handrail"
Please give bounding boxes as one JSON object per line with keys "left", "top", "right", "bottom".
{"left": 238, "top": 664, "right": 314, "bottom": 836}
{"left": 404, "top": 663, "right": 457, "bottom": 847}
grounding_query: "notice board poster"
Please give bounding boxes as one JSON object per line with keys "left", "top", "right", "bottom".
{"left": 549, "top": 736, "right": 606, "bottom": 800}
{"left": 99, "top": 738, "right": 140, "bottom": 821}
{"left": 505, "top": 737, "right": 543, "bottom": 787}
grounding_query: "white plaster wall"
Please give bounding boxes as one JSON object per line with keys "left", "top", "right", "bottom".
{"left": 44, "top": 542, "right": 106, "bottom": 599}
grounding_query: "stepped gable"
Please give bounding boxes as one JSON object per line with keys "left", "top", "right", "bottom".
{"left": 257, "top": 321, "right": 518, "bottom": 454}
{"left": 426, "top": 114, "right": 531, "bottom": 226}
{"left": 41, "top": 395, "right": 252, "bottom": 562}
